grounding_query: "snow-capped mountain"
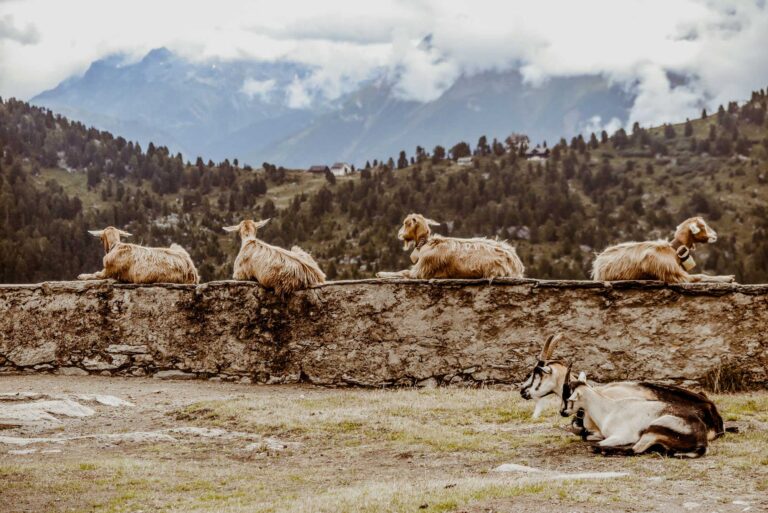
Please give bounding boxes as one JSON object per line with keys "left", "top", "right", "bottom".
{"left": 32, "top": 47, "right": 633, "bottom": 167}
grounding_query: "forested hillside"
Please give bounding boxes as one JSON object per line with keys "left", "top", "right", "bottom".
{"left": 1, "top": 90, "right": 767, "bottom": 283}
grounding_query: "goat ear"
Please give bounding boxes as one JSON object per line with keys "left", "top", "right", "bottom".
{"left": 540, "top": 366, "right": 552, "bottom": 375}
{"left": 424, "top": 218, "right": 441, "bottom": 226}
{"left": 578, "top": 371, "right": 587, "bottom": 382}
{"left": 117, "top": 230, "right": 132, "bottom": 237}
{"left": 255, "top": 218, "right": 271, "bottom": 230}
{"left": 87, "top": 230, "right": 104, "bottom": 237}
{"left": 689, "top": 223, "right": 701, "bottom": 235}
{"left": 222, "top": 225, "right": 240, "bottom": 233}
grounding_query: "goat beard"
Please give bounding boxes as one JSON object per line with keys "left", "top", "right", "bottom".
{"left": 401, "top": 238, "right": 415, "bottom": 251}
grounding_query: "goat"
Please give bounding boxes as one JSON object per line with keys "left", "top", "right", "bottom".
{"left": 375, "top": 213, "right": 524, "bottom": 279}
{"left": 591, "top": 216, "right": 734, "bottom": 283}
{"left": 223, "top": 218, "right": 326, "bottom": 295}
{"left": 77, "top": 227, "right": 199, "bottom": 284}
{"left": 520, "top": 334, "right": 657, "bottom": 434}
{"left": 521, "top": 333, "right": 725, "bottom": 442}
{"left": 562, "top": 376, "right": 712, "bottom": 458}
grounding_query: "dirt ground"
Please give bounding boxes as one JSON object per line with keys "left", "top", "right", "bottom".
{"left": 0, "top": 375, "right": 766, "bottom": 513}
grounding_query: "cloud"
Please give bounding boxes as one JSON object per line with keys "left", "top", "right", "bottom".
{"left": 0, "top": 0, "right": 766, "bottom": 130}
{"left": 581, "top": 115, "right": 624, "bottom": 137}
{"left": 241, "top": 78, "right": 276, "bottom": 101}
{"left": 286, "top": 75, "right": 312, "bottom": 109}
{"left": 0, "top": 14, "right": 39, "bottom": 44}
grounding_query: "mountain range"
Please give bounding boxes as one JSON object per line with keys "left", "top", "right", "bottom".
{"left": 31, "top": 47, "right": 634, "bottom": 167}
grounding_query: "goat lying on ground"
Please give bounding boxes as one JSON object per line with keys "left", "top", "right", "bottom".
{"left": 562, "top": 375, "right": 714, "bottom": 457}
{"left": 77, "top": 227, "right": 199, "bottom": 284}
{"left": 591, "top": 216, "right": 735, "bottom": 283}
{"left": 520, "top": 334, "right": 655, "bottom": 420}
{"left": 520, "top": 333, "right": 725, "bottom": 442}
{"left": 376, "top": 213, "right": 525, "bottom": 279}
{"left": 223, "top": 219, "right": 325, "bottom": 295}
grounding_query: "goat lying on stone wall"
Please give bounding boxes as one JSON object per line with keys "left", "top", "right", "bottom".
{"left": 521, "top": 333, "right": 726, "bottom": 443}
{"left": 77, "top": 227, "right": 199, "bottom": 284}
{"left": 561, "top": 373, "right": 722, "bottom": 457}
{"left": 376, "top": 213, "right": 525, "bottom": 280}
{"left": 224, "top": 218, "right": 326, "bottom": 295}
{"left": 591, "top": 216, "right": 735, "bottom": 283}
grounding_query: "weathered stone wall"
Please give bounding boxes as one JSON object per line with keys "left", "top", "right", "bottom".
{"left": 0, "top": 279, "right": 766, "bottom": 388}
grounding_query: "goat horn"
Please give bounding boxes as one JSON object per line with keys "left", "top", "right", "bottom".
{"left": 545, "top": 333, "right": 563, "bottom": 359}
{"left": 538, "top": 334, "right": 555, "bottom": 361}
{"left": 424, "top": 218, "right": 441, "bottom": 226}
{"left": 117, "top": 230, "right": 132, "bottom": 237}
{"left": 87, "top": 230, "right": 104, "bottom": 237}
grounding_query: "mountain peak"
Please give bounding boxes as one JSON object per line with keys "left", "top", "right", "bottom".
{"left": 142, "top": 47, "right": 174, "bottom": 64}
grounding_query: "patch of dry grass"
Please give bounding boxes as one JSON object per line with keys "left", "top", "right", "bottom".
{"left": 2, "top": 387, "right": 767, "bottom": 513}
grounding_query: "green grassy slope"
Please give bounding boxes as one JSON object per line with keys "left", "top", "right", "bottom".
{"left": 1, "top": 92, "right": 767, "bottom": 283}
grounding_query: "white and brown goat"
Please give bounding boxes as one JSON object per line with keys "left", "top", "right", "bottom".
{"left": 77, "top": 227, "right": 199, "bottom": 284}
{"left": 520, "top": 334, "right": 658, "bottom": 426}
{"left": 562, "top": 376, "right": 716, "bottom": 457}
{"left": 376, "top": 213, "right": 525, "bottom": 279}
{"left": 520, "top": 334, "right": 726, "bottom": 443}
{"left": 224, "top": 218, "right": 326, "bottom": 295}
{"left": 591, "top": 216, "right": 734, "bottom": 283}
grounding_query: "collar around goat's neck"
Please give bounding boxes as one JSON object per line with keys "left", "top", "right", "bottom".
{"left": 670, "top": 237, "right": 694, "bottom": 266}
{"left": 104, "top": 237, "right": 120, "bottom": 254}
{"left": 414, "top": 235, "right": 429, "bottom": 250}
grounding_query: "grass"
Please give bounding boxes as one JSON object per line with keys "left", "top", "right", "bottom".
{"left": 2, "top": 387, "right": 767, "bottom": 513}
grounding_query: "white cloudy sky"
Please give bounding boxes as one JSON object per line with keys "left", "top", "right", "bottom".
{"left": 1, "top": 0, "right": 767, "bottom": 128}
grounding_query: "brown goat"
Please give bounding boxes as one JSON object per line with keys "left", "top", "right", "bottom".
{"left": 77, "top": 227, "right": 199, "bottom": 284}
{"left": 376, "top": 213, "right": 525, "bottom": 279}
{"left": 223, "top": 219, "right": 326, "bottom": 295}
{"left": 591, "top": 216, "right": 734, "bottom": 283}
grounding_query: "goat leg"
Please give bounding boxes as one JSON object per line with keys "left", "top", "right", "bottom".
{"left": 376, "top": 270, "right": 415, "bottom": 279}
{"left": 688, "top": 273, "right": 735, "bottom": 283}
{"left": 77, "top": 270, "right": 108, "bottom": 280}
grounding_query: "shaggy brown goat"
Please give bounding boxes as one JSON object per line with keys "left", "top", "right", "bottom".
{"left": 77, "top": 227, "right": 199, "bottom": 284}
{"left": 376, "top": 213, "right": 525, "bottom": 279}
{"left": 591, "top": 216, "right": 734, "bottom": 283}
{"left": 224, "top": 219, "right": 326, "bottom": 295}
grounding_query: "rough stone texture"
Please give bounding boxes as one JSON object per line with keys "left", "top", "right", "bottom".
{"left": 0, "top": 279, "right": 766, "bottom": 388}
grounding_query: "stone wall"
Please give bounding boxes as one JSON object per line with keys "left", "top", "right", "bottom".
{"left": 0, "top": 279, "right": 766, "bottom": 388}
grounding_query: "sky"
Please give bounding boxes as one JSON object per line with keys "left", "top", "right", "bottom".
{"left": 1, "top": 0, "right": 767, "bottom": 129}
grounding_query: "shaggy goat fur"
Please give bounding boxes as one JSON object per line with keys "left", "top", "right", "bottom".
{"left": 376, "top": 213, "right": 525, "bottom": 279}
{"left": 77, "top": 227, "right": 199, "bottom": 284}
{"left": 591, "top": 216, "right": 735, "bottom": 283}
{"left": 224, "top": 219, "right": 326, "bottom": 295}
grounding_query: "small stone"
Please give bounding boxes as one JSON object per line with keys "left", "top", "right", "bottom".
{"left": 131, "top": 368, "right": 146, "bottom": 377}
{"left": 154, "top": 370, "right": 197, "bottom": 380}
{"left": 416, "top": 377, "right": 438, "bottom": 388}
{"left": 493, "top": 463, "right": 543, "bottom": 473}
{"left": 33, "top": 364, "right": 54, "bottom": 371}
{"left": 239, "top": 377, "right": 252, "bottom": 384}
{"left": 106, "top": 344, "right": 148, "bottom": 354}
{"left": 57, "top": 367, "right": 88, "bottom": 376}
{"left": 8, "top": 342, "right": 57, "bottom": 367}
{"left": 82, "top": 354, "right": 129, "bottom": 371}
